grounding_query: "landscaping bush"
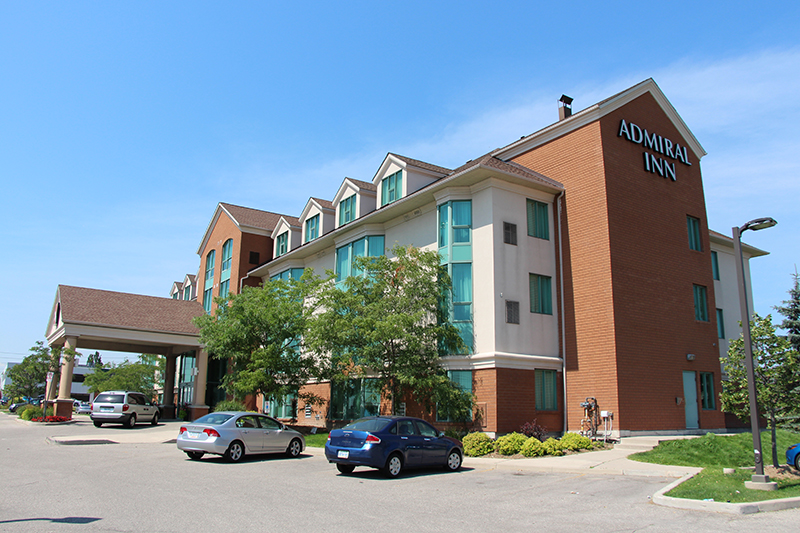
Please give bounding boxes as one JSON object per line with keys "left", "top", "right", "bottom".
{"left": 462, "top": 432, "right": 496, "bottom": 457}
{"left": 444, "top": 428, "right": 468, "bottom": 440}
{"left": 559, "top": 432, "right": 592, "bottom": 451}
{"left": 496, "top": 432, "right": 528, "bottom": 455}
{"left": 31, "top": 416, "right": 69, "bottom": 423}
{"left": 521, "top": 436, "right": 546, "bottom": 457}
{"left": 212, "top": 400, "right": 247, "bottom": 413}
{"left": 21, "top": 406, "right": 43, "bottom": 420}
{"left": 519, "top": 419, "right": 546, "bottom": 441}
{"left": 542, "top": 437, "right": 565, "bottom": 456}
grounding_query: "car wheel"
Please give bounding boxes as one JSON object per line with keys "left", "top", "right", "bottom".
{"left": 126, "top": 413, "right": 137, "bottom": 428}
{"left": 336, "top": 463, "right": 356, "bottom": 474}
{"left": 151, "top": 412, "right": 159, "bottom": 426}
{"left": 795, "top": 455, "right": 800, "bottom": 471}
{"left": 225, "top": 441, "right": 245, "bottom": 463}
{"left": 445, "top": 449, "right": 462, "bottom": 472}
{"left": 93, "top": 421, "right": 103, "bottom": 428}
{"left": 286, "top": 438, "right": 302, "bottom": 458}
{"left": 383, "top": 453, "right": 403, "bottom": 478}
{"left": 186, "top": 451, "right": 204, "bottom": 461}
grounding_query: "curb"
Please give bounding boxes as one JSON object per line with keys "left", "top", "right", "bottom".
{"left": 652, "top": 473, "right": 800, "bottom": 514}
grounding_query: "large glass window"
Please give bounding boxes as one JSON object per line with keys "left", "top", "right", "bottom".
{"left": 268, "top": 394, "right": 297, "bottom": 419}
{"left": 219, "top": 280, "right": 230, "bottom": 298}
{"left": 275, "top": 232, "right": 288, "bottom": 257}
{"left": 694, "top": 284, "right": 709, "bottom": 321}
{"left": 204, "top": 250, "right": 215, "bottom": 286}
{"left": 700, "top": 372, "right": 715, "bottom": 410}
{"left": 381, "top": 170, "right": 403, "bottom": 206}
{"left": 335, "top": 235, "right": 384, "bottom": 282}
{"left": 339, "top": 195, "right": 356, "bottom": 226}
{"left": 221, "top": 239, "right": 233, "bottom": 273}
{"left": 529, "top": 274, "right": 553, "bottom": 315}
{"left": 438, "top": 200, "right": 473, "bottom": 351}
{"left": 716, "top": 308, "right": 725, "bottom": 339}
{"left": 711, "top": 251, "right": 720, "bottom": 280}
{"left": 535, "top": 369, "right": 557, "bottom": 411}
{"left": 183, "top": 285, "right": 191, "bottom": 300}
{"left": 687, "top": 216, "right": 702, "bottom": 251}
{"left": 451, "top": 263, "right": 473, "bottom": 322}
{"left": 305, "top": 214, "right": 319, "bottom": 242}
{"left": 437, "top": 370, "right": 472, "bottom": 422}
{"left": 203, "top": 288, "right": 213, "bottom": 313}
{"left": 527, "top": 199, "right": 549, "bottom": 240}
{"left": 270, "top": 268, "right": 305, "bottom": 282}
{"left": 330, "top": 379, "right": 381, "bottom": 420}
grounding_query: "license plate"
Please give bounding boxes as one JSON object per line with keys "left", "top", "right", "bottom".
{"left": 188, "top": 432, "right": 200, "bottom": 439}
{"left": 337, "top": 450, "right": 349, "bottom": 459}
{"left": 100, "top": 407, "right": 113, "bottom": 412}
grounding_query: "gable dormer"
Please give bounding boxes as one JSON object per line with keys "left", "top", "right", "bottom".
{"left": 182, "top": 274, "right": 197, "bottom": 301}
{"left": 272, "top": 215, "right": 302, "bottom": 259}
{"left": 299, "top": 197, "right": 335, "bottom": 244}
{"left": 373, "top": 153, "right": 451, "bottom": 208}
{"left": 332, "top": 178, "right": 377, "bottom": 229}
{"left": 170, "top": 281, "right": 184, "bottom": 300}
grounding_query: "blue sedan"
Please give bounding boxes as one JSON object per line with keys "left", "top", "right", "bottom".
{"left": 787, "top": 443, "right": 800, "bottom": 470}
{"left": 325, "top": 416, "right": 463, "bottom": 478}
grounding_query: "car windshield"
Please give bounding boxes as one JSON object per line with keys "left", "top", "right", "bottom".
{"left": 193, "top": 413, "right": 234, "bottom": 425}
{"left": 94, "top": 394, "right": 125, "bottom": 403}
{"left": 342, "top": 418, "right": 392, "bottom": 432}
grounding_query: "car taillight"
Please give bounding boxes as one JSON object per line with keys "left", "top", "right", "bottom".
{"left": 203, "top": 428, "right": 220, "bottom": 438}
{"left": 122, "top": 404, "right": 129, "bottom": 412}
{"left": 365, "top": 434, "right": 381, "bottom": 444}
{"left": 179, "top": 426, "right": 187, "bottom": 434}
{"left": 327, "top": 434, "right": 331, "bottom": 440}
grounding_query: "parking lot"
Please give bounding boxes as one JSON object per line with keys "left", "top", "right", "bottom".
{"left": 2, "top": 413, "right": 799, "bottom": 532}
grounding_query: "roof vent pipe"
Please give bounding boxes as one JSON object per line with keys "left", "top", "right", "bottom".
{"left": 558, "top": 94, "right": 573, "bottom": 120}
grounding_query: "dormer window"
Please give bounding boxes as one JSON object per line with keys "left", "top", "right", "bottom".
{"left": 380, "top": 170, "right": 403, "bottom": 206}
{"left": 275, "top": 232, "right": 288, "bottom": 257}
{"left": 305, "top": 214, "right": 319, "bottom": 242}
{"left": 339, "top": 195, "right": 356, "bottom": 226}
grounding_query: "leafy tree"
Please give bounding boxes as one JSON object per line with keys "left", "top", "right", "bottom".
{"left": 86, "top": 351, "right": 103, "bottom": 368}
{"left": 193, "top": 273, "right": 323, "bottom": 408}
{"left": 83, "top": 354, "right": 162, "bottom": 396}
{"left": 305, "top": 244, "right": 473, "bottom": 421}
{"left": 774, "top": 270, "right": 800, "bottom": 353}
{"left": 719, "top": 314, "right": 800, "bottom": 467}
{"left": 5, "top": 342, "right": 56, "bottom": 400}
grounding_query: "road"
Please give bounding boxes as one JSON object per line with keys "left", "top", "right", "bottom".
{"left": 1, "top": 414, "right": 798, "bottom": 532}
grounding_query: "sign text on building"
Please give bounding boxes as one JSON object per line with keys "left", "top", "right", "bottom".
{"left": 618, "top": 119, "right": 691, "bottom": 181}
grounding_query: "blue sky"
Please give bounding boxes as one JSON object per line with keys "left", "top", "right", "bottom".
{"left": 1, "top": 2, "right": 798, "bottom": 365}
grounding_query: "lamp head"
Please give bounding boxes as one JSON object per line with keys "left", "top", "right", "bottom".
{"left": 741, "top": 217, "right": 777, "bottom": 232}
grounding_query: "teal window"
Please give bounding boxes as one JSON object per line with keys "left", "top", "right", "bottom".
{"left": 204, "top": 250, "right": 215, "bottom": 287}
{"left": 330, "top": 379, "right": 381, "bottom": 420}
{"left": 438, "top": 200, "right": 473, "bottom": 351}
{"left": 535, "top": 369, "right": 558, "bottom": 411}
{"left": 527, "top": 199, "right": 549, "bottom": 240}
{"left": 381, "top": 170, "right": 403, "bottom": 206}
{"left": 270, "top": 268, "right": 305, "bottom": 282}
{"left": 694, "top": 284, "right": 708, "bottom": 321}
{"left": 700, "top": 372, "right": 715, "bottom": 410}
{"left": 437, "top": 370, "right": 472, "bottom": 422}
{"left": 172, "top": 293, "right": 178, "bottom": 300}
{"left": 716, "top": 308, "right": 725, "bottom": 339}
{"left": 203, "top": 288, "right": 213, "bottom": 313}
{"left": 711, "top": 251, "right": 720, "bottom": 280}
{"left": 275, "top": 232, "right": 288, "bottom": 257}
{"left": 335, "top": 235, "right": 384, "bottom": 282}
{"left": 451, "top": 263, "right": 472, "bottom": 322}
{"left": 529, "top": 274, "right": 553, "bottom": 315}
{"left": 339, "top": 195, "right": 356, "bottom": 226}
{"left": 183, "top": 286, "right": 191, "bottom": 300}
{"left": 687, "top": 216, "right": 702, "bottom": 251}
{"left": 305, "top": 214, "right": 319, "bottom": 242}
{"left": 221, "top": 239, "right": 233, "bottom": 273}
{"left": 219, "top": 279, "right": 230, "bottom": 298}
{"left": 269, "top": 394, "right": 297, "bottom": 419}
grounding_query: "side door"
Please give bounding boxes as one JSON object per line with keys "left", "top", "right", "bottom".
{"left": 234, "top": 415, "right": 264, "bottom": 452}
{"left": 256, "top": 415, "right": 286, "bottom": 453}
{"left": 395, "top": 419, "right": 424, "bottom": 467}
{"left": 132, "top": 393, "right": 153, "bottom": 421}
{"left": 414, "top": 420, "right": 448, "bottom": 466}
{"left": 682, "top": 371, "right": 699, "bottom": 429}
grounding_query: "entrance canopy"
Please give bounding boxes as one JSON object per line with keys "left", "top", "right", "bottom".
{"left": 46, "top": 285, "right": 205, "bottom": 354}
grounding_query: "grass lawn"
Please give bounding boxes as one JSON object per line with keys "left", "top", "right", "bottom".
{"left": 304, "top": 432, "right": 329, "bottom": 448}
{"left": 629, "top": 430, "right": 800, "bottom": 502}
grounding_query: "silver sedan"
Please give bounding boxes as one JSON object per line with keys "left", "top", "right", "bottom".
{"left": 176, "top": 411, "right": 305, "bottom": 462}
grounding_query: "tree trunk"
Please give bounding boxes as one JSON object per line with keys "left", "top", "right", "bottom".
{"left": 770, "top": 411, "right": 779, "bottom": 468}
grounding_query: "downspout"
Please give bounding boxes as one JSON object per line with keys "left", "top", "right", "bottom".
{"left": 556, "top": 191, "right": 567, "bottom": 435}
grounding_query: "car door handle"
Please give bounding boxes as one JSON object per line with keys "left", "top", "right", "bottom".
{"left": 401, "top": 437, "right": 408, "bottom": 440}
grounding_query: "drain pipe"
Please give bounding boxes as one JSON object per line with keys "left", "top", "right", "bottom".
{"left": 556, "top": 191, "right": 568, "bottom": 435}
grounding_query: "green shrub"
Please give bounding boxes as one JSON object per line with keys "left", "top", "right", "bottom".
{"left": 521, "top": 436, "right": 546, "bottom": 457}
{"left": 212, "top": 400, "right": 247, "bottom": 413}
{"left": 559, "top": 432, "right": 592, "bottom": 451}
{"left": 444, "top": 428, "right": 467, "bottom": 440}
{"left": 496, "top": 432, "right": 528, "bottom": 455}
{"left": 21, "top": 406, "right": 43, "bottom": 420}
{"left": 542, "top": 437, "right": 565, "bottom": 456}
{"left": 462, "top": 432, "right": 496, "bottom": 457}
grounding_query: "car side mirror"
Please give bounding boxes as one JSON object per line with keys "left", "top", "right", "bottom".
{"left": 438, "top": 431, "right": 445, "bottom": 438}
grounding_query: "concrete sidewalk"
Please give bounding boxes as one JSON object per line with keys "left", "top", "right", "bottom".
{"left": 44, "top": 418, "right": 184, "bottom": 445}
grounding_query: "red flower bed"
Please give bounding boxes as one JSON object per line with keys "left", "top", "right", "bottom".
{"left": 31, "top": 416, "right": 70, "bottom": 423}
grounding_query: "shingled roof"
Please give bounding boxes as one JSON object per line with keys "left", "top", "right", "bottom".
{"left": 51, "top": 285, "right": 204, "bottom": 336}
{"left": 219, "top": 202, "right": 285, "bottom": 231}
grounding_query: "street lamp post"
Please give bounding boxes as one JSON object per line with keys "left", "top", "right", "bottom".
{"left": 732, "top": 217, "right": 777, "bottom": 489}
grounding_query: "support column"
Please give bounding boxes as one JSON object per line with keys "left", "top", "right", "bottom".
{"left": 55, "top": 336, "right": 78, "bottom": 418}
{"left": 190, "top": 349, "right": 209, "bottom": 420}
{"left": 162, "top": 349, "right": 177, "bottom": 419}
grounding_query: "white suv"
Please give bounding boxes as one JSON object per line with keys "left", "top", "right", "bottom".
{"left": 91, "top": 391, "right": 160, "bottom": 428}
